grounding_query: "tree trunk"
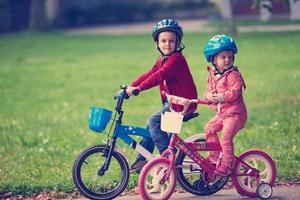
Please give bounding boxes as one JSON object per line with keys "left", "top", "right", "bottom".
{"left": 227, "top": 0, "right": 237, "bottom": 36}
{"left": 45, "top": 0, "right": 59, "bottom": 26}
{"left": 211, "top": 0, "right": 237, "bottom": 36}
{"left": 29, "top": 0, "right": 48, "bottom": 31}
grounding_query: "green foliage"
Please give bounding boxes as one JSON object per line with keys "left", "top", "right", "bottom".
{"left": 0, "top": 31, "right": 299, "bottom": 195}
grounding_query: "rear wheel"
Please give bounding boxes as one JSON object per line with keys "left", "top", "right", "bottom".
{"left": 72, "top": 145, "right": 129, "bottom": 200}
{"left": 176, "top": 138, "right": 228, "bottom": 196}
{"left": 232, "top": 149, "right": 276, "bottom": 197}
{"left": 176, "top": 151, "right": 228, "bottom": 196}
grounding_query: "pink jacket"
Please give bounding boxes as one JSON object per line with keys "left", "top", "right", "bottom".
{"left": 205, "top": 66, "right": 247, "bottom": 118}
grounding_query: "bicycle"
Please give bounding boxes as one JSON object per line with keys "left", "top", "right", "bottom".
{"left": 72, "top": 85, "right": 203, "bottom": 200}
{"left": 138, "top": 94, "right": 276, "bottom": 200}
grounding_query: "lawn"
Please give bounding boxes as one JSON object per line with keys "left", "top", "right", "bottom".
{"left": 0, "top": 31, "right": 299, "bottom": 195}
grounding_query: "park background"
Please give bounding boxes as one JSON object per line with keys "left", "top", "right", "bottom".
{"left": 0, "top": 0, "right": 300, "bottom": 198}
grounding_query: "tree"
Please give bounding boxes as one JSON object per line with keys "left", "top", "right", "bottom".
{"left": 210, "top": 0, "right": 237, "bottom": 36}
{"left": 29, "top": 0, "right": 48, "bottom": 30}
{"left": 210, "top": 0, "right": 292, "bottom": 36}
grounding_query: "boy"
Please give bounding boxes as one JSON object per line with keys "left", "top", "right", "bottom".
{"left": 126, "top": 19, "right": 198, "bottom": 173}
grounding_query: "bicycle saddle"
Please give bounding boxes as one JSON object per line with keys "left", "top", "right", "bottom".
{"left": 183, "top": 112, "right": 199, "bottom": 122}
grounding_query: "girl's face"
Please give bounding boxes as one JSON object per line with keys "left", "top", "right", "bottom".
{"left": 157, "top": 31, "right": 177, "bottom": 56}
{"left": 213, "top": 50, "right": 234, "bottom": 71}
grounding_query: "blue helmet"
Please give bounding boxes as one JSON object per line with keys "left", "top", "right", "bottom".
{"left": 152, "top": 19, "right": 183, "bottom": 41}
{"left": 203, "top": 34, "right": 238, "bottom": 62}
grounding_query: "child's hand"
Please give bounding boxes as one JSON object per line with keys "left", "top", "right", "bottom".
{"left": 206, "top": 92, "right": 218, "bottom": 102}
{"left": 126, "top": 86, "right": 139, "bottom": 96}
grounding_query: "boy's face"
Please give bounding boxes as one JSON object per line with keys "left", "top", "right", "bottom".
{"left": 213, "top": 50, "right": 234, "bottom": 71}
{"left": 157, "top": 31, "right": 177, "bottom": 56}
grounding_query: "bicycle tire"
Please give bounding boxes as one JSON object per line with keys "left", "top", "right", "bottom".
{"left": 72, "top": 145, "right": 129, "bottom": 200}
{"left": 138, "top": 157, "right": 176, "bottom": 200}
{"left": 175, "top": 138, "right": 228, "bottom": 196}
{"left": 176, "top": 151, "right": 228, "bottom": 196}
{"left": 231, "top": 149, "right": 276, "bottom": 197}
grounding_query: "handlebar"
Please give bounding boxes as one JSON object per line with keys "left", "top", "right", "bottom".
{"left": 165, "top": 94, "right": 212, "bottom": 114}
{"left": 132, "top": 88, "right": 140, "bottom": 96}
{"left": 114, "top": 85, "right": 140, "bottom": 113}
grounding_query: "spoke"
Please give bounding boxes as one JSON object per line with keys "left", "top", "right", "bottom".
{"left": 147, "top": 176, "right": 155, "bottom": 187}
{"left": 260, "top": 168, "right": 267, "bottom": 177}
{"left": 160, "top": 184, "right": 165, "bottom": 196}
{"left": 149, "top": 186, "right": 157, "bottom": 193}
{"left": 246, "top": 177, "right": 252, "bottom": 189}
{"left": 251, "top": 158, "right": 258, "bottom": 169}
{"left": 147, "top": 181, "right": 154, "bottom": 187}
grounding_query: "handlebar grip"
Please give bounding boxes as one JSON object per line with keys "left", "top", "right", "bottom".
{"left": 198, "top": 99, "right": 211, "bottom": 105}
{"left": 132, "top": 89, "right": 140, "bottom": 96}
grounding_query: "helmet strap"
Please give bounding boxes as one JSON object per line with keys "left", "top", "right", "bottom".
{"left": 156, "top": 44, "right": 165, "bottom": 56}
{"left": 213, "top": 64, "right": 234, "bottom": 76}
{"left": 176, "top": 42, "right": 185, "bottom": 52}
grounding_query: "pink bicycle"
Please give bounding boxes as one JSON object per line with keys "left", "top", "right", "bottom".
{"left": 138, "top": 95, "right": 276, "bottom": 200}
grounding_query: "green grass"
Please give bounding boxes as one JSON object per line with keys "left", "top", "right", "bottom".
{"left": 0, "top": 31, "right": 299, "bottom": 195}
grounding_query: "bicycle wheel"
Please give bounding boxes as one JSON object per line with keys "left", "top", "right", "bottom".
{"left": 72, "top": 145, "right": 129, "bottom": 200}
{"left": 176, "top": 150, "right": 228, "bottom": 196}
{"left": 138, "top": 157, "right": 176, "bottom": 200}
{"left": 232, "top": 149, "right": 276, "bottom": 197}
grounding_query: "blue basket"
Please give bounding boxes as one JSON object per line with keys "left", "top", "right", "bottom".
{"left": 89, "top": 107, "right": 113, "bottom": 133}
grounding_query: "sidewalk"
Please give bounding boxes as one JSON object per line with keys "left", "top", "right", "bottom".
{"left": 115, "top": 184, "right": 300, "bottom": 200}
{"left": 66, "top": 19, "right": 300, "bottom": 35}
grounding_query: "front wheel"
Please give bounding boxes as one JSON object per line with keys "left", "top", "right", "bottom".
{"left": 232, "top": 149, "right": 276, "bottom": 197}
{"left": 72, "top": 145, "right": 129, "bottom": 200}
{"left": 138, "top": 157, "right": 176, "bottom": 200}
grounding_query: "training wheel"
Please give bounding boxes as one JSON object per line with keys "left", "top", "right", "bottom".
{"left": 256, "top": 182, "right": 273, "bottom": 199}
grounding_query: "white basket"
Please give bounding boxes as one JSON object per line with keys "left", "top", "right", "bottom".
{"left": 161, "top": 111, "right": 183, "bottom": 134}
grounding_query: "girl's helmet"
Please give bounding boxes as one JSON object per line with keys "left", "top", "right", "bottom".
{"left": 204, "top": 34, "right": 238, "bottom": 62}
{"left": 152, "top": 19, "right": 183, "bottom": 42}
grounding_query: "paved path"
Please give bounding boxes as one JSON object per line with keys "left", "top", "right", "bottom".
{"left": 66, "top": 19, "right": 300, "bottom": 35}
{"left": 115, "top": 185, "right": 300, "bottom": 200}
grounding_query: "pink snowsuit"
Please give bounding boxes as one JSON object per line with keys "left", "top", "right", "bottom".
{"left": 204, "top": 66, "right": 247, "bottom": 168}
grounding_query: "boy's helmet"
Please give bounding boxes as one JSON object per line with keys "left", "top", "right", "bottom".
{"left": 152, "top": 19, "right": 183, "bottom": 41}
{"left": 204, "top": 34, "right": 238, "bottom": 62}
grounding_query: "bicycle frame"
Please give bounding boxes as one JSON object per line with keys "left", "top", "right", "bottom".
{"left": 162, "top": 134, "right": 221, "bottom": 176}
{"left": 99, "top": 86, "right": 204, "bottom": 175}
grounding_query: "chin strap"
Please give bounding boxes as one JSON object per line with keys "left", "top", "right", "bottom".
{"left": 213, "top": 65, "right": 233, "bottom": 76}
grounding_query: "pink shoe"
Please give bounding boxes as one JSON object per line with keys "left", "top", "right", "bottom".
{"left": 215, "top": 164, "right": 232, "bottom": 176}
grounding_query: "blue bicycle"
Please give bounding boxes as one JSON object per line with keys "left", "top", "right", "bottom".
{"left": 72, "top": 85, "right": 202, "bottom": 200}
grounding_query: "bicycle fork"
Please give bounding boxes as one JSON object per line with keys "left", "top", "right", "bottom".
{"left": 233, "top": 156, "right": 260, "bottom": 182}
{"left": 98, "top": 137, "right": 117, "bottom": 176}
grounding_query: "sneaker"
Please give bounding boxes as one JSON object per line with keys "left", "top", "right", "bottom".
{"left": 130, "top": 160, "right": 147, "bottom": 174}
{"left": 214, "top": 161, "right": 234, "bottom": 176}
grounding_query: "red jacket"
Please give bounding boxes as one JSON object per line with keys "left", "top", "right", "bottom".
{"left": 132, "top": 52, "right": 198, "bottom": 113}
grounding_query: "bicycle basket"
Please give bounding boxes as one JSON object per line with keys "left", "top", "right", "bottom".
{"left": 89, "top": 107, "right": 112, "bottom": 133}
{"left": 161, "top": 111, "right": 183, "bottom": 134}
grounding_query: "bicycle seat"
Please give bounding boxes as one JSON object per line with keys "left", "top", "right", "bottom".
{"left": 183, "top": 112, "right": 199, "bottom": 122}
